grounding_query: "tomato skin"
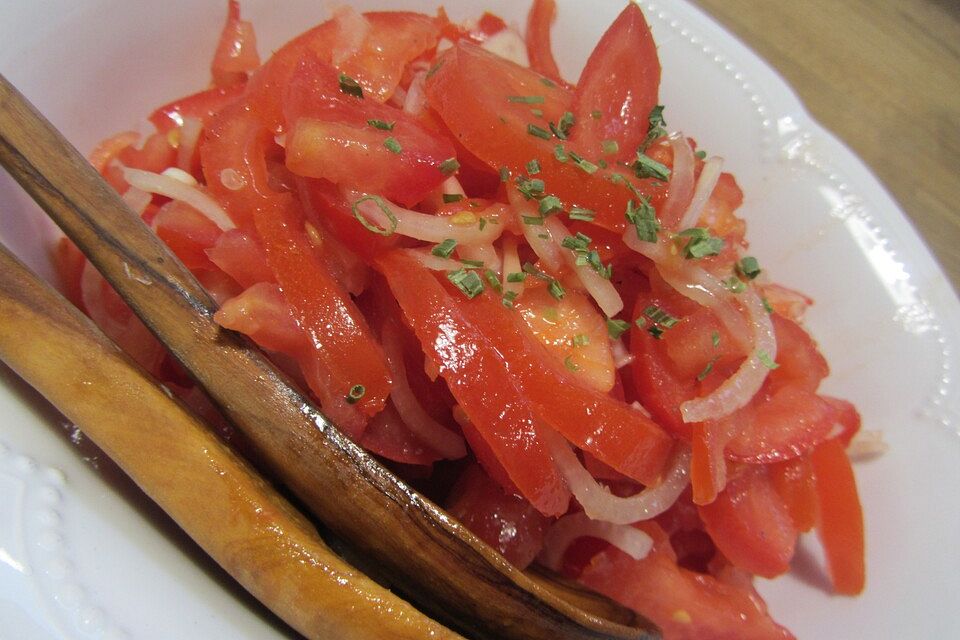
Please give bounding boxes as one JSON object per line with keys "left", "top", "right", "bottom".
{"left": 425, "top": 42, "right": 667, "bottom": 233}
{"left": 282, "top": 56, "right": 454, "bottom": 207}
{"left": 579, "top": 525, "right": 794, "bottom": 640}
{"left": 769, "top": 455, "right": 817, "bottom": 533}
{"left": 153, "top": 200, "right": 223, "bottom": 271}
{"left": 568, "top": 3, "right": 660, "bottom": 161}
{"left": 206, "top": 228, "right": 273, "bottom": 288}
{"left": 378, "top": 250, "right": 570, "bottom": 517}
{"left": 211, "top": 0, "right": 260, "bottom": 87}
{"left": 446, "top": 464, "right": 551, "bottom": 569}
{"left": 214, "top": 281, "right": 307, "bottom": 354}
{"left": 698, "top": 466, "right": 797, "bottom": 579}
{"left": 811, "top": 438, "right": 865, "bottom": 595}
{"left": 149, "top": 84, "right": 246, "bottom": 133}
{"left": 525, "top": 0, "right": 564, "bottom": 85}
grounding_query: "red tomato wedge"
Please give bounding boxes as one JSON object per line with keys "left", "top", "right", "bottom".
{"left": 425, "top": 41, "right": 667, "bottom": 232}
{"left": 568, "top": 3, "right": 660, "bottom": 161}
{"left": 579, "top": 525, "right": 794, "bottom": 640}
{"left": 378, "top": 250, "right": 570, "bottom": 516}
{"left": 811, "top": 438, "right": 865, "bottom": 595}
{"left": 149, "top": 84, "right": 246, "bottom": 133}
{"left": 698, "top": 466, "right": 798, "bottom": 579}
{"left": 525, "top": 0, "right": 564, "bottom": 85}
{"left": 282, "top": 56, "right": 454, "bottom": 206}
{"left": 211, "top": 0, "right": 260, "bottom": 87}
{"left": 769, "top": 455, "right": 817, "bottom": 533}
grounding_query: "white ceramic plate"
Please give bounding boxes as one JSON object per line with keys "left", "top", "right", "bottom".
{"left": 1, "top": 1, "right": 958, "bottom": 638}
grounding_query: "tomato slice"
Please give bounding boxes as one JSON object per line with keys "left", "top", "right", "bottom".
{"left": 525, "top": 0, "right": 564, "bottom": 85}
{"left": 446, "top": 463, "right": 551, "bottom": 569}
{"left": 568, "top": 3, "right": 660, "bottom": 161}
{"left": 211, "top": 0, "right": 260, "bottom": 87}
{"left": 149, "top": 84, "right": 246, "bottom": 133}
{"left": 214, "top": 282, "right": 307, "bottom": 355}
{"left": 698, "top": 466, "right": 797, "bottom": 578}
{"left": 359, "top": 400, "right": 443, "bottom": 466}
{"left": 378, "top": 250, "right": 570, "bottom": 516}
{"left": 206, "top": 228, "right": 273, "bottom": 288}
{"left": 578, "top": 524, "right": 794, "bottom": 640}
{"left": 425, "top": 41, "right": 667, "bottom": 232}
{"left": 769, "top": 454, "right": 817, "bottom": 533}
{"left": 811, "top": 438, "right": 865, "bottom": 595}
{"left": 153, "top": 200, "right": 222, "bottom": 271}
{"left": 282, "top": 55, "right": 455, "bottom": 206}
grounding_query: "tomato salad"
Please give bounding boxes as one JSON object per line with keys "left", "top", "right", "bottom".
{"left": 57, "top": 2, "right": 867, "bottom": 638}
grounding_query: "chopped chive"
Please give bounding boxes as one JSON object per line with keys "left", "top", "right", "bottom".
{"left": 564, "top": 355, "right": 580, "bottom": 372}
{"left": 478, "top": 217, "right": 488, "bottom": 230}
{"left": 625, "top": 197, "right": 660, "bottom": 243}
{"left": 527, "top": 124, "right": 552, "bottom": 140}
{"left": 522, "top": 262, "right": 552, "bottom": 281}
{"left": 762, "top": 297, "right": 774, "bottom": 315}
{"left": 677, "top": 227, "right": 725, "bottom": 259}
{"left": 338, "top": 73, "right": 364, "bottom": 98}
{"left": 697, "top": 358, "right": 717, "bottom": 381}
{"left": 634, "top": 316, "right": 647, "bottom": 328}
{"left": 431, "top": 238, "right": 457, "bottom": 258}
{"left": 561, "top": 232, "right": 592, "bottom": 252}
{"left": 574, "top": 158, "right": 598, "bottom": 174}
{"left": 559, "top": 111, "right": 575, "bottom": 136}
{"left": 367, "top": 119, "right": 394, "bottom": 131}
{"left": 499, "top": 166, "right": 510, "bottom": 182}
{"left": 526, "top": 158, "right": 542, "bottom": 174}
{"left": 438, "top": 157, "right": 460, "bottom": 175}
{"left": 641, "top": 105, "right": 667, "bottom": 150}
{"left": 736, "top": 256, "right": 762, "bottom": 280}
{"left": 460, "top": 258, "right": 484, "bottom": 268}
{"left": 425, "top": 59, "right": 444, "bottom": 79}
{"left": 346, "top": 384, "right": 366, "bottom": 404}
{"left": 351, "top": 195, "right": 398, "bottom": 236}
{"left": 632, "top": 152, "right": 671, "bottom": 181}
{"left": 537, "top": 232, "right": 550, "bottom": 239}
{"left": 643, "top": 304, "right": 679, "bottom": 328}
{"left": 694, "top": 150, "right": 707, "bottom": 160}
{"left": 447, "top": 269, "right": 485, "bottom": 299}
{"left": 598, "top": 159, "right": 608, "bottom": 169}
{"left": 508, "top": 95, "right": 545, "bottom": 104}
{"left": 548, "top": 279, "right": 565, "bottom": 300}
{"left": 502, "top": 290, "right": 519, "bottom": 308}
{"left": 568, "top": 206, "right": 595, "bottom": 222}
{"left": 530, "top": 108, "right": 544, "bottom": 118}
{"left": 539, "top": 195, "right": 563, "bottom": 215}
{"left": 601, "top": 140, "right": 619, "bottom": 155}
{"left": 572, "top": 334, "right": 590, "bottom": 347}
{"left": 590, "top": 109, "right": 602, "bottom": 120}
{"left": 711, "top": 331, "right": 721, "bottom": 347}
{"left": 522, "top": 215, "right": 545, "bottom": 226}
{"left": 484, "top": 269, "right": 503, "bottom": 292}
{"left": 723, "top": 276, "right": 746, "bottom": 293}
{"left": 442, "top": 193, "right": 464, "bottom": 203}
{"left": 606, "top": 317, "right": 631, "bottom": 340}
{"left": 648, "top": 325, "right": 665, "bottom": 339}
{"left": 540, "top": 77, "right": 556, "bottom": 88}
{"left": 757, "top": 349, "right": 780, "bottom": 370}
{"left": 554, "top": 144, "right": 569, "bottom": 162}
{"left": 383, "top": 137, "right": 402, "bottom": 153}
{"left": 515, "top": 176, "right": 545, "bottom": 199}
{"left": 506, "top": 271, "right": 527, "bottom": 283}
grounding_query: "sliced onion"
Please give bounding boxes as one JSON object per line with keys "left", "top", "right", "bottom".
{"left": 382, "top": 321, "right": 467, "bottom": 460}
{"left": 659, "top": 132, "right": 695, "bottom": 230}
{"left": 677, "top": 156, "right": 723, "bottom": 230}
{"left": 176, "top": 117, "right": 203, "bottom": 172}
{"left": 403, "top": 70, "right": 427, "bottom": 116}
{"left": 544, "top": 429, "right": 691, "bottom": 525}
{"left": 508, "top": 188, "right": 563, "bottom": 272}
{"left": 122, "top": 186, "right": 152, "bottom": 215}
{"left": 846, "top": 430, "right": 888, "bottom": 461}
{"left": 680, "top": 285, "right": 776, "bottom": 423}
{"left": 123, "top": 167, "right": 235, "bottom": 231}
{"left": 610, "top": 338, "right": 634, "bottom": 369}
{"left": 480, "top": 28, "right": 529, "bottom": 66}
{"left": 407, "top": 248, "right": 463, "bottom": 272}
{"left": 347, "top": 189, "right": 503, "bottom": 245}
{"left": 539, "top": 512, "right": 654, "bottom": 572}
{"left": 501, "top": 235, "right": 525, "bottom": 298}
{"left": 544, "top": 216, "right": 623, "bottom": 317}
{"left": 331, "top": 6, "right": 370, "bottom": 66}
{"left": 458, "top": 243, "right": 500, "bottom": 271}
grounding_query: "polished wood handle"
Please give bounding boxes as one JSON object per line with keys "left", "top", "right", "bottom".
{"left": 0, "top": 72, "right": 657, "bottom": 640}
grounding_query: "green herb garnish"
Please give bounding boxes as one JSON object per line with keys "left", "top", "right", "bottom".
{"left": 508, "top": 95, "right": 545, "bottom": 104}
{"left": 757, "top": 349, "right": 780, "bottom": 370}
{"left": 526, "top": 159, "right": 542, "bottom": 175}
{"left": 367, "top": 119, "right": 394, "bottom": 131}
{"left": 677, "top": 228, "right": 725, "bottom": 259}
{"left": 351, "top": 195, "right": 397, "bottom": 236}
{"left": 442, "top": 193, "right": 464, "bottom": 203}
{"left": 606, "top": 317, "right": 631, "bottom": 340}
{"left": 736, "top": 256, "right": 762, "bottom": 280}
{"left": 527, "top": 124, "right": 552, "bottom": 140}
{"left": 625, "top": 197, "right": 660, "bottom": 243}
{"left": 338, "top": 73, "right": 364, "bottom": 98}
{"left": 632, "top": 152, "right": 671, "bottom": 181}
{"left": 438, "top": 157, "right": 460, "bottom": 175}
{"left": 538, "top": 195, "right": 563, "bottom": 215}
{"left": 383, "top": 137, "right": 402, "bottom": 153}
{"left": 432, "top": 239, "right": 457, "bottom": 258}
{"left": 601, "top": 140, "right": 619, "bottom": 155}
{"left": 447, "top": 269, "right": 485, "bottom": 299}
{"left": 346, "top": 384, "right": 366, "bottom": 404}
{"left": 568, "top": 206, "right": 595, "bottom": 222}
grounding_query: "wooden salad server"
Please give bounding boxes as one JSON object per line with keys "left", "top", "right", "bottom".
{"left": 0, "top": 73, "right": 659, "bottom": 640}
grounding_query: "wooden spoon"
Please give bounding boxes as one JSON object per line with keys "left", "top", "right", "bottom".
{"left": 0, "top": 73, "right": 658, "bottom": 639}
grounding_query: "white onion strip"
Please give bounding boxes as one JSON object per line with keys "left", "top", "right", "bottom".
{"left": 382, "top": 321, "right": 467, "bottom": 460}
{"left": 659, "top": 132, "right": 695, "bottom": 229}
{"left": 544, "top": 429, "right": 691, "bottom": 525}
{"left": 539, "top": 512, "right": 654, "bottom": 571}
{"left": 121, "top": 186, "right": 152, "bottom": 215}
{"left": 458, "top": 243, "right": 500, "bottom": 271}
{"left": 407, "top": 248, "right": 463, "bottom": 272}
{"left": 680, "top": 285, "right": 776, "bottom": 423}
{"left": 677, "top": 156, "right": 723, "bottom": 230}
{"left": 403, "top": 70, "right": 427, "bottom": 116}
{"left": 176, "top": 117, "right": 203, "bottom": 172}
{"left": 507, "top": 188, "right": 564, "bottom": 272}
{"left": 331, "top": 6, "right": 370, "bottom": 66}
{"left": 544, "top": 216, "right": 623, "bottom": 317}
{"left": 347, "top": 189, "right": 504, "bottom": 245}
{"left": 123, "top": 167, "right": 235, "bottom": 231}
{"left": 500, "top": 235, "right": 525, "bottom": 298}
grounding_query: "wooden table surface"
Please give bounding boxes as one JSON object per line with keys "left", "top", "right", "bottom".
{"left": 692, "top": 0, "right": 960, "bottom": 292}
